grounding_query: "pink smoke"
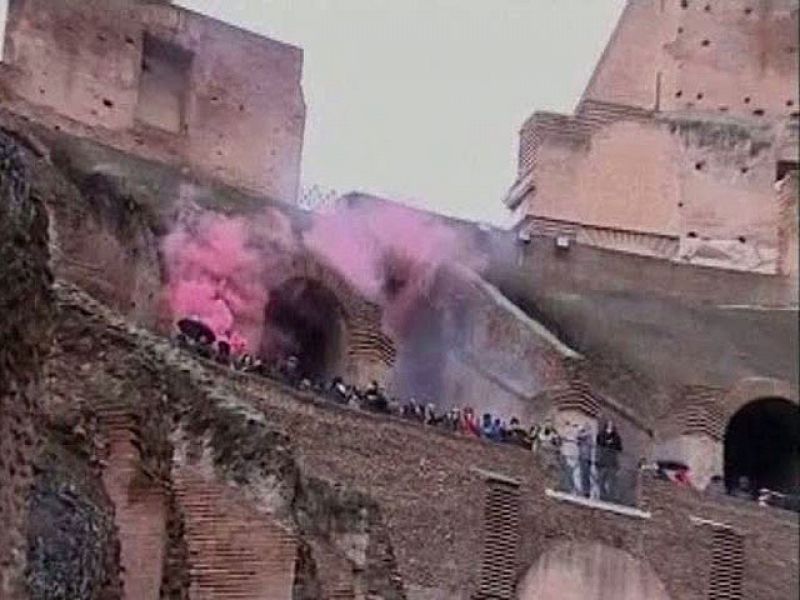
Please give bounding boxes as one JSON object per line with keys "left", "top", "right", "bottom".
{"left": 162, "top": 212, "right": 268, "bottom": 352}
{"left": 161, "top": 197, "right": 485, "bottom": 358}
{"left": 303, "top": 201, "right": 485, "bottom": 334}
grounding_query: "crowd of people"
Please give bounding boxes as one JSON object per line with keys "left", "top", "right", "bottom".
{"left": 542, "top": 421, "right": 628, "bottom": 503}
{"left": 173, "top": 319, "right": 798, "bottom": 512}
{"left": 174, "top": 320, "right": 631, "bottom": 499}
{"left": 174, "top": 322, "right": 610, "bottom": 440}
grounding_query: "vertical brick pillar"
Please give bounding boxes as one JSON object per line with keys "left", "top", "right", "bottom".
{"left": 100, "top": 408, "right": 167, "bottom": 600}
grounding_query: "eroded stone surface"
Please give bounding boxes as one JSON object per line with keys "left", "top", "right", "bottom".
{"left": 27, "top": 440, "right": 120, "bottom": 600}
{"left": 0, "top": 132, "right": 53, "bottom": 599}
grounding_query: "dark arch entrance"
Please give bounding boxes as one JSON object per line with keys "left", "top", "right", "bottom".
{"left": 260, "top": 278, "right": 346, "bottom": 380}
{"left": 724, "top": 397, "right": 800, "bottom": 496}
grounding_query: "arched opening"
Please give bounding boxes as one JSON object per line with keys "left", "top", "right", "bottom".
{"left": 516, "top": 541, "right": 671, "bottom": 600}
{"left": 260, "top": 278, "right": 346, "bottom": 380}
{"left": 724, "top": 397, "right": 800, "bottom": 496}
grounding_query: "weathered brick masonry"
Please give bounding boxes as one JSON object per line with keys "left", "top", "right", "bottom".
{"left": 44, "top": 281, "right": 800, "bottom": 600}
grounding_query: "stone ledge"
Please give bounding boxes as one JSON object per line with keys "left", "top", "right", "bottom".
{"left": 688, "top": 514, "right": 740, "bottom": 532}
{"left": 544, "top": 488, "right": 652, "bottom": 519}
{"left": 471, "top": 467, "right": 522, "bottom": 487}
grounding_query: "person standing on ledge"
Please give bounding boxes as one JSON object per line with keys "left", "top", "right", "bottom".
{"left": 596, "top": 419, "right": 623, "bottom": 502}
{"left": 576, "top": 423, "right": 594, "bottom": 498}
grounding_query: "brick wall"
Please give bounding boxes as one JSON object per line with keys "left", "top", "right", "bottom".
{"left": 0, "top": 0, "right": 305, "bottom": 203}
{"left": 99, "top": 408, "right": 168, "bottom": 600}
{"left": 174, "top": 464, "right": 297, "bottom": 600}
{"left": 44, "top": 273, "right": 799, "bottom": 600}
{"left": 580, "top": 0, "right": 799, "bottom": 120}
{"left": 232, "top": 372, "right": 798, "bottom": 599}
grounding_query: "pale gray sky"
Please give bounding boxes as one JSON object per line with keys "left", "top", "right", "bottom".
{"left": 178, "top": 0, "right": 625, "bottom": 225}
{"left": 2, "top": 1, "right": 625, "bottom": 225}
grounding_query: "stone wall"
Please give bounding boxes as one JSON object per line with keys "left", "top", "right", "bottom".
{"left": 0, "top": 0, "right": 305, "bottom": 203}
{"left": 3, "top": 120, "right": 598, "bottom": 420}
{"left": 33, "top": 151, "right": 164, "bottom": 329}
{"left": 26, "top": 433, "right": 121, "bottom": 600}
{"left": 390, "top": 264, "right": 576, "bottom": 420}
{"left": 0, "top": 152, "right": 785, "bottom": 594}
{"left": 661, "top": 0, "right": 799, "bottom": 120}
{"left": 43, "top": 286, "right": 799, "bottom": 600}
{"left": 0, "top": 131, "right": 52, "bottom": 598}
{"left": 0, "top": 115, "right": 401, "bottom": 387}
{"left": 581, "top": 0, "right": 799, "bottom": 120}
{"left": 507, "top": 0, "right": 799, "bottom": 274}
{"left": 48, "top": 282, "right": 408, "bottom": 599}
{"left": 2, "top": 130, "right": 124, "bottom": 600}
{"left": 491, "top": 236, "right": 799, "bottom": 394}
{"left": 777, "top": 171, "right": 799, "bottom": 276}
{"left": 511, "top": 109, "right": 796, "bottom": 274}
{"left": 3, "top": 110, "right": 795, "bottom": 537}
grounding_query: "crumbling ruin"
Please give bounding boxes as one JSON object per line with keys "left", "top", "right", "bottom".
{"left": 0, "top": 1, "right": 798, "bottom": 599}
{"left": 506, "top": 0, "right": 799, "bottom": 275}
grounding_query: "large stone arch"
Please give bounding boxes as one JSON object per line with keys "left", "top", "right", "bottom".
{"left": 264, "top": 253, "right": 396, "bottom": 386}
{"left": 516, "top": 541, "right": 671, "bottom": 600}
{"left": 653, "top": 378, "right": 798, "bottom": 490}
{"left": 262, "top": 276, "right": 349, "bottom": 380}
{"left": 723, "top": 394, "right": 799, "bottom": 497}
{"left": 721, "top": 377, "right": 798, "bottom": 422}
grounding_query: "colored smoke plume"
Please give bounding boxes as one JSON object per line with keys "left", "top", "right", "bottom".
{"left": 161, "top": 196, "right": 486, "bottom": 363}
{"left": 161, "top": 209, "right": 290, "bottom": 353}
{"left": 303, "top": 201, "right": 486, "bottom": 335}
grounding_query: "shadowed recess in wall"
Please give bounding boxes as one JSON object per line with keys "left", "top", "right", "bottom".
{"left": 261, "top": 277, "right": 347, "bottom": 380}
{"left": 724, "top": 397, "right": 800, "bottom": 496}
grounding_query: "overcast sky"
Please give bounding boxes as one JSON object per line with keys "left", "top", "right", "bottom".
{"left": 2, "top": 1, "right": 625, "bottom": 225}
{"left": 179, "top": 0, "right": 627, "bottom": 225}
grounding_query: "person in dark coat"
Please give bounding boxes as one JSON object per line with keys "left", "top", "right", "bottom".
{"left": 481, "top": 413, "right": 494, "bottom": 439}
{"left": 329, "top": 376, "right": 348, "bottom": 404}
{"left": 595, "top": 419, "right": 623, "bottom": 502}
{"left": 215, "top": 340, "right": 231, "bottom": 365}
{"left": 283, "top": 355, "right": 300, "bottom": 386}
{"left": 364, "top": 380, "right": 389, "bottom": 413}
{"left": 506, "top": 417, "right": 531, "bottom": 448}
